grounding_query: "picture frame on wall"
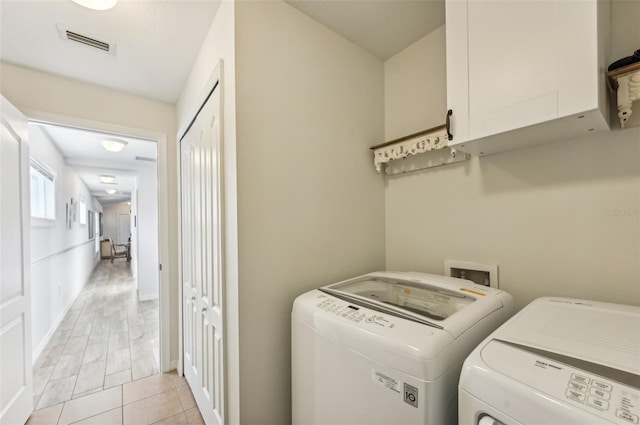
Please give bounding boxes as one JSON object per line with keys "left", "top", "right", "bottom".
{"left": 88, "top": 210, "right": 94, "bottom": 240}
{"left": 70, "top": 198, "right": 76, "bottom": 224}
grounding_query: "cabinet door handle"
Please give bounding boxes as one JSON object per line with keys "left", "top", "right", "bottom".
{"left": 446, "top": 109, "right": 453, "bottom": 141}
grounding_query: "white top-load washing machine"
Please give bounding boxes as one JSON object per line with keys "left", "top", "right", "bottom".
{"left": 459, "top": 297, "right": 640, "bottom": 425}
{"left": 291, "top": 271, "right": 515, "bottom": 425}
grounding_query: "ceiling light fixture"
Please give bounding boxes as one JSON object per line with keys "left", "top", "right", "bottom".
{"left": 101, "top": 139, "right": 127, "bottom": 153}
{"left": 71, "top": 0, "right": 118, "bottom": 11}
{"left": 99, "top": 175, "right": 115, "bottom": 183}
{"left": 105, "top": 188, "right": 118, "bottom": 195}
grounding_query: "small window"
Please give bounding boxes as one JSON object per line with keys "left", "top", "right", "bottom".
{"left": 79, "top": 200, "right": 87, "bottom": 225}
{"left": 30, "top": 157, "right": 56, "bottom": 220}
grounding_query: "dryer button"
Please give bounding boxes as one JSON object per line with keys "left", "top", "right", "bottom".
{"left": 566, "top": 389, "right": 586, "bottom": 403}
{"left": 616, "top": 409, "right": 639, "bottom": 424}
{"left": 587, "top": 396, "right": 609, "bottom": 411}
{"left": 571, "top": 373, "right": 590, "bottom": 385}
{"left": 593, "top": 380, "right": 613, "bottom": 392}
{"left": 568, "top": 381, "right": 588, "bottom": 392}
{"left": 590, "top": 387, "right": 611, "bottom": 400}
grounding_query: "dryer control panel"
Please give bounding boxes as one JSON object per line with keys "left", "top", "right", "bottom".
{"left": 482, "top": 340, "right": 640, "bottom": 424}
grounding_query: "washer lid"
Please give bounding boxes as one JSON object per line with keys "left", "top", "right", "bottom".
{"left": 322, "top": 272, "right": 508, "bottom": 339}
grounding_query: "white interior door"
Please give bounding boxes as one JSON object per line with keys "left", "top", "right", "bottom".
{"left": 180, "top": 75, "right": 224, "bottom": 425}
{"left": 118, "top": 212, "right": 130, "bottom": 244}
{"left": 1, "top": 96, "right": 33, "bottom": 424}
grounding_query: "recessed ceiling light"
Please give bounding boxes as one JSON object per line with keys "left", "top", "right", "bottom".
{"left": 71, "top": 0, "right": 118, "bottom": 11}
{"left": 105, "top": 188, "right": 118, "bottom": 195}
{"left": 99, "top": 175, "right": 115, "bottom": 183}
{"left": 101, "top": 139, "right": 127, "bottom": 153}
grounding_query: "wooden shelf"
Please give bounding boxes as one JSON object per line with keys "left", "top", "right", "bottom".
{"left": 370, "top": 124, "right": 446, "bottom": 150}
{"left": 607, "top": 61, "right": 640, "bottom": 91}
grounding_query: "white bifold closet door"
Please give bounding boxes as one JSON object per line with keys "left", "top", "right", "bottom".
{"left": 180, "top": 73, "right": 225, "bottom": 425}
{"left": 0, "top": 96, "right": 33, "bottom": 425}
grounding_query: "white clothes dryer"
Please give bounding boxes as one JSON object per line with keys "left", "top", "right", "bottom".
{"left": 291, "top": 271, "right": 515, "bottom": 425}
{"left": 459, "top": 297, "right": 640, "bottom": 425}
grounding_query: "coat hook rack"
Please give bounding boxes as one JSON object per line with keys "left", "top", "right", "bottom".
{"left": 370, "top": 124, "right": 469, "bottom": 175}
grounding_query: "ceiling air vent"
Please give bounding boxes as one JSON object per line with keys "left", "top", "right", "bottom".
{"left": 57, "top": 24, "right": 116, "bottom": 55}
{"left": 66, "top": 31, "right": 110, "bottom": 51}
{"left": 135, "top": 156, "right": 157, "bottom": 163}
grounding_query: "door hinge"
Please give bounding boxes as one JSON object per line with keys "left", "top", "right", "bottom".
{"left": 159, "top": 264, "right": 163, "bottom": 271}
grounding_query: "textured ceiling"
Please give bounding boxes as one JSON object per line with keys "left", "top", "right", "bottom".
{"left": 285, "top": 0, "right": 445, "bottom": 60}
{"left": 1, "top": 0, "right": 444, "bottom": 102}
{"left": 0, "top": 0, "right": 220, "bottom": 103}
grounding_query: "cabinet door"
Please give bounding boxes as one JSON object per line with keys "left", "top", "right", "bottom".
{"left": 447, "top": 1, "right": 560, "bottom": 143}
{"left": 446, "top": 0, "right": 606, "bottom": 155}
{"left": 467, "top": 1, "right": 559, "bottom": 139}
{"left": 445, "top": 0, "right": 470, "bottom": 145}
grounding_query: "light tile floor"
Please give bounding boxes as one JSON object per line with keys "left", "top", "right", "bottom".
{"left": 33, "top": 260, "right": 161, "bottom": 409}
{"left": 26, "top": 372, "right": 204, "bottom": 425}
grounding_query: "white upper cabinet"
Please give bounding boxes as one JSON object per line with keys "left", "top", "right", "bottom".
{"left": 445, "top": 0, "right": 611, "bottom": 156}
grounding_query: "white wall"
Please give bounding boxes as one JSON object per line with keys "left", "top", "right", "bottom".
{"left": 177, "top": 1, "right": 385, "bottom": 423}
{"left": 28, "top": 124, "right": 102, "bottom": 360}
{"left": 136, "top": 165, "right": 159, "bottom": 300}
{"left": 235, "top": 2, "right": 385, "bottom": 423}
{"left": 0, "top": 62, "right": 180, "bottom": 366}
{"left": 383, "top": 5, "right": 640, "bottom": 309}
{"left": 385, "top": 25, "right": 447, "bottom": 140}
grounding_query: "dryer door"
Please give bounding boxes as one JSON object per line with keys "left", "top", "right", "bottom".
{"left": 458, "top": 389, "right": 523, "bottom": 425}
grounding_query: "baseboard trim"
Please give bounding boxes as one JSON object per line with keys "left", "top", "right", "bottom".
{"left": 138, "top": 293, "right": 159, "bottom": 302}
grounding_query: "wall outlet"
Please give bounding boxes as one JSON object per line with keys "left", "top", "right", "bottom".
{"left": 444, "top": 260, "right": 499, "bottom": 289}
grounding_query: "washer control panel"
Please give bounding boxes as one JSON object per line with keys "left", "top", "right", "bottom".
{"left": 314, "top": 293, "right": 398, "bottom": 329}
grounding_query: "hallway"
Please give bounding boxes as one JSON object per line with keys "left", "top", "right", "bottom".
{"left": 33, "top": 260, "right": 160, "bottom": 408}
{"left": 25, "top": 260, "right": 205, "bottom": 424}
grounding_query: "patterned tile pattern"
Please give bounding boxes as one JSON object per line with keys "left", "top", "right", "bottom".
{"left": 26, "top": 372, "right": 204, "bottom": 425}
{"left": 25, "top": 260, "right": 204, "bottom": 425}
{"left": 33, "top": 260, "right": 160, "bottom": 409}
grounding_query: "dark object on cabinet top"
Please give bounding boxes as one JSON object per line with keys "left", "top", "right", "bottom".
{"left": 608, "top": 49, "right": 640, "bottom": 72}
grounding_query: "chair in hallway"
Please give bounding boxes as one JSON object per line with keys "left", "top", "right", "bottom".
{"left": 110, "top": 237, "right": 130, "bottom": 263}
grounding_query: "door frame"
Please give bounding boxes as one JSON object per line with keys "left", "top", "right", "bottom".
{"left": 19, "top": 108, "right": 173, "bottom": 372}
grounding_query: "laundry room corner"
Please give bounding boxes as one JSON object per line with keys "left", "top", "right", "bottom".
{"left": 381, "top": 2, "right": 640, "bottom": 309}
